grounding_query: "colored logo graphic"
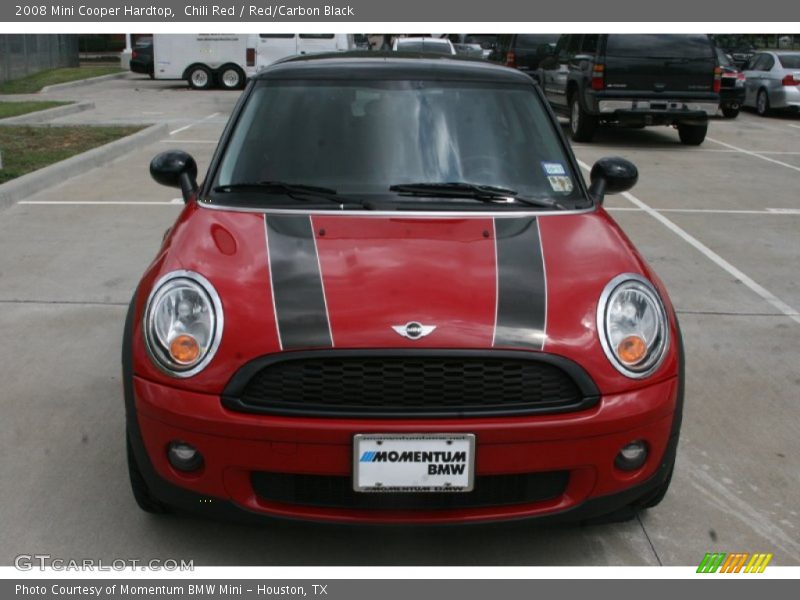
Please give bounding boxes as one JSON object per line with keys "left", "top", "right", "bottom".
{"left": 697, "top": 552, "right": 773, "bottom": 573}
{"left": 360, "top": 451, "right": 378, "bottom": 462}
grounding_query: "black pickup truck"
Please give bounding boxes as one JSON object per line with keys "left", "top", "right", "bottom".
{"left": 538, "top": 34, "right": 721, "bottom": 145}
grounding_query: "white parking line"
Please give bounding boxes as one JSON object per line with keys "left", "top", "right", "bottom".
{"left": 158, "top": 139, "right": 217, "bottom": 144}
{"left": 168, "top": 124, "right": 194, "bottom": 135}
{"left": 706, "top": 137, "right": 800, "bottom": 173}
{"left": 606, "top": 207, "right": 800, "bottom": 215}
{"left": 571, "top": 145, "right": 800, "bottom": 155}
{"left": 788, "top": 124, "right": 800, "bottom": 130}
{"left": 577, "top": 160, "right": 800, "bottom": 325}
{"left": 766, "top": 208, "right": 800, "bottom": 214}
{"left": 169, "top": 112, "right": 221, "bottom": 136}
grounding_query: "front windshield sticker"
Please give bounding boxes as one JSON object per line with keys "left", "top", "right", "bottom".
{"left": 548, "top": 176, "right": 574, "bottom": 193}
{"left": 541, "top": 161, "right": 567, "bottom": 176}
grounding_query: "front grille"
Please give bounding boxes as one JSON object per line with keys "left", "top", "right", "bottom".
{"left": 226, "top": 353, "right": 595, "bottom": 417}
{"left": 251, "top": 471, "right": 569, "bottom": 510}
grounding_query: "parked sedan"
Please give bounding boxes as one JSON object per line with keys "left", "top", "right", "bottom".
{"left": 743, "top": 51, "right": 800, "bottom": 116}
{"left": 453, "top": 42, "right": 485, "bottom": 59}
{"left": 716, "top": 47, "right": 746, "bottom": 118}
{"left": 449, "top": 34, "right": 501, "bottom": 59}
{"left": 393, "top": 37, "right": 457, "bottom": 55}
{"left": 723, "top": 43, "right": 756, "bottom": 69}
{"left": 125, "top": 52, "right": 683, "bottom": 525}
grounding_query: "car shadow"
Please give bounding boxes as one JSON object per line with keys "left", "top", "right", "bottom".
{"left": 739, "top": 107, "right": 800, "bottom": 121}
{"left": 559, "top": 122, "right": 686, "bottom": 149}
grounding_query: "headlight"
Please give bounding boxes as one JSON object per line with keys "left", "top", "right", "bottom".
{"left": 597, "top": 274, "right": 669, "bottom": 379}
{"left": 143, "top": 271, "right": 223, "bottom": 377}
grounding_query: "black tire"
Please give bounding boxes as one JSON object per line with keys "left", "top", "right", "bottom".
{"left": 217, "top": 65, "right": 245, "bottom": 90}
{"left": 677, "top": 122, "right": 708, "bottom": 145}
{"left": 186, "top": 65, "right": 213, "bottom": 90}
{"left": 721, "top": 106, "right": 740, "bottom": 119}
{"left": 569, "top": 94, "right": 598, "bottom": 143}
{"left": 127, "top": 433, "right": 170, "bottom": 514}
{"left": 756, "top": 88, "right": 771, "bottom": 116}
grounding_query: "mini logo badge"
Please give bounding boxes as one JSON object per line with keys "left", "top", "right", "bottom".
{"left": 392, "top": 322, "right": 436, "bottom": 340}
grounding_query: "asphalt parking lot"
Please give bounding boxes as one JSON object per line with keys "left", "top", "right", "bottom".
{"left": 1, "top": 72, "right": 798, "bottom": 567}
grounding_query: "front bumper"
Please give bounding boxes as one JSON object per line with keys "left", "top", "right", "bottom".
{"left": 128, "top": 373, "right": 680, "bottom": 524}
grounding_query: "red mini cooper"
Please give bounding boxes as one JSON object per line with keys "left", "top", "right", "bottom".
{"left": 123, "top": 53, "right": 683, "bottom": 524}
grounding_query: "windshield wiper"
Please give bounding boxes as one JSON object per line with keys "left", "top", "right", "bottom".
{"left": 389, "top": 182, "right": 565, "bottom": 209}
{"left": 213, "top": 181, "right": 368, "bottom": 208}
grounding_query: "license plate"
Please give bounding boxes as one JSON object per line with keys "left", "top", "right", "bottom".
{"left": 353, "top": 434, "right": 475, "bottom": 492}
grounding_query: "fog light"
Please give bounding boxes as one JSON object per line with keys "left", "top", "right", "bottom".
{"left": 167, "top": 441, "right": 203, "bottom": 472}
{"left": 615, "top": 440, "right": 648, "bottom": 471}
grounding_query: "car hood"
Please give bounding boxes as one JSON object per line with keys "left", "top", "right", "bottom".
{"left": 136, "top": 204, "right": 676, "bottom": 394}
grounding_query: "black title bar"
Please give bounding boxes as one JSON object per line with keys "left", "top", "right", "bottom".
{"left": 3, "top": 0, "right": 800, "bottom": 22}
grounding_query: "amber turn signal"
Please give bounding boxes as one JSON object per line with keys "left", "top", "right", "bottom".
{"left": 169, "top": 334, "right": 201, "bottom": 365}
{"left": 617, "top": 335, "right": 646, "bottom": 365}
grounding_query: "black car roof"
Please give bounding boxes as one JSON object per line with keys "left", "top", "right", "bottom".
{"left": 252, "top": 51, "right": 532, "bottom": 84}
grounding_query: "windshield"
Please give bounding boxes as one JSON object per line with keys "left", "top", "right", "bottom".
{"left": 516, "top": 34, "right": 559, "bottom": 49}
{"left": 395, "top": 41, "right": 452, "bottom": 55}
{"left": 606, "top": 34, "right": 713, "bottom": 59}
{"left": 778, "top": 54, "right": 800, "bottom": 69}
{"left": 715, "top": 48, "right": 733, "bottom": 67}
{"left": 464, "top": 35, "right": 498, "bottom": 48}
{"left": 212, "top": 79, "right": 583, "bottom": 210}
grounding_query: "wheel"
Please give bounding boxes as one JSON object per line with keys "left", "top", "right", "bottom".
{"left": 187, "top": 65, "right": 213, "bottom": 90}
{"left": 127, "top": 433, "right": 170, "bottom": 514}
{"left": 218, "top": 65, "right": 245, "bottom": 90}
{"left": 569, "top": 94, "right": 598, "bottom": 143}
{"left": 677, "top": 122, "right": 708, "bottom": 145}
{"left": 756, "top": 88, "right": 770, "bottom": 116}
{"left": 721, "top": 106, "right": 740, "bottom": 119}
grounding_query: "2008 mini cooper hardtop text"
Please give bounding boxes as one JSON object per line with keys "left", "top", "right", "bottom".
{"left": 123, "top": 52, "right": 683, "bottom": 524}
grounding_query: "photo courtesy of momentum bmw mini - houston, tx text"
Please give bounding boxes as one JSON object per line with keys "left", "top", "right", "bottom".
{"left": 126, "top": 51, "right": 682, "bottom": 524}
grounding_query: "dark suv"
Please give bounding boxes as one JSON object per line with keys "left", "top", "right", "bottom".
{"left": 538, "top": 34, "right": 721, "bottom": 145}
{"left": 490, "top": 34, "right": 560, "bottom": 80}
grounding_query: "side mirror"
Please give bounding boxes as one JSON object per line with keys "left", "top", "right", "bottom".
{"left": 589, "top": 157, "right": 638, "bottom": 203}
{"left": 150, "top": 151, "right": 198, "bottom": 202}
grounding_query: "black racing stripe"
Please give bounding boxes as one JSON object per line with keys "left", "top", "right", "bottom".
{"left": 265, "top": 215, "right": 333, "bottom": 350}
{"left": 493, "top": 217, "right": 546, "bottom": 350}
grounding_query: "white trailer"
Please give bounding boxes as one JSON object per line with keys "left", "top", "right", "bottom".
{"left": 254, "top": 34, "right": 353, "bottom": 70}
{"left": 153, "top": 34, "right": 257, "bottom": 90}
{"left": 153, "top": 34, "right": 354, "bottom": 91}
